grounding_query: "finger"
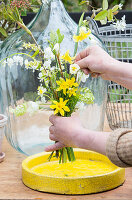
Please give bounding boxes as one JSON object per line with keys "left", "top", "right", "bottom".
{"left": 45, "top": 142, "right": 65, "bottom": 152}
{"left": 49, "top": 125, "right": 55, "bottom": 134}
{"left": 75, "top": 47, "right": 90, "bottom": 62}
{"left": 49, "top": 133, "right": 57, "bottom": 141}
{"left": 76, "top": 56, "right": 91, "bottom": 70}
{"left": 82, "top": 68, "right": 89, "bottom": 75}
{"left": 49, "top": 114, "right": 56, "bottom": 124}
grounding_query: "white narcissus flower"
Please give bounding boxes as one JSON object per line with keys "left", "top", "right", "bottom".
{"left": 113, "top": 15, "right": 126, "bottom": 31}
{"left": 77, "top": 70, "right": 89, "bottom": 83}
{"left": 28, "top": 60, "right": 40, "bottom": 72}
{"left": 53, "top": 43, "right": 60, "bottom": 54}
{"left": 38, "top": 72, "right": 44, "bottom": 82}
{"left": 81, "top": 73, "right": 89, "bottom": 83}
{"left": 37, "top": 85, "right": 46, "bottom": 97}
{"left": 27, "top": 101, "right": 39, "bottom": 115}
{"left": 70, "top": 64, "right": 80, "bottom": 74}
{"left": 7, "top": 58, "right": 14, "bottom": 67}
{"left": 119, "top": 3, "right": 123, "bottom": 10}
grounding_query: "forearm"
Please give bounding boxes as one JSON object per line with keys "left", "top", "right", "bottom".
{"left": 106, "top": 60, "right": 132, "bottom": 90}
{"left": 75, "top": 128, "right": 132, "bottom": 168}
{"left": 75, "top": 128, "right": 110, "bottom": 155}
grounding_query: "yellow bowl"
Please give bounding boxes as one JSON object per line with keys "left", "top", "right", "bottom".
{"left": 22, "top": 150, "right": 125, "bottom": 194}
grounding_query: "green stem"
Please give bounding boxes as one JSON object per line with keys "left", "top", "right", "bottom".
{"left": 56, "top": 54, "right": 64, "bottom": 78}
{"left": 66, "top": 147, "right": 71, "bottom": 161}
{"left": 69, "top": 147, "right": 76, "bottom": 161}
{"left": 62, "top": 148, "right": 67, "bottom": 163}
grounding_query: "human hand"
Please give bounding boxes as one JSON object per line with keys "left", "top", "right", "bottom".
{"left": 45, "top": 114, "right": 85, "bottom": 152}
{"left": 45, "top": 114, "right": 110, "bottom": 155}
{"left": 75, "top": 45, "right": 118, "bottom": 80}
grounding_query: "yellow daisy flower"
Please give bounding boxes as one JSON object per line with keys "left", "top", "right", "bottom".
{"left": 61, "top": 50, "right": 74, "bottom": 64}
{"left": 56, "top": 78, "right": 68, "bottom": 95}
{"left": 50, "top": 98, "right": 70, "bottom": 116}
{"left": 66, "top": 77, "right": 79, "bottom": 88}
{"left": 73, "top": 29, "right": 91, "bottom": 42}
{"left": 67, "top": 87, "right": 77, "bottom": 97}
{"left": 56, "top": 77, "right": 78, "bottom": 96}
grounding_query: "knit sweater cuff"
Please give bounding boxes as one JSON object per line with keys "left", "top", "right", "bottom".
{"left": 106, "top": 128, "right": 132, "bottom": 168}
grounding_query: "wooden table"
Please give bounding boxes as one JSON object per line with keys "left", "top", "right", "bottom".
{"left": 0, "top": 117, "right": 132, "bottom": 200}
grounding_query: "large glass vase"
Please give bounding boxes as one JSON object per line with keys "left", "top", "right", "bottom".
{"left": 0, "top": 0, "right": 107, "bottom": 155}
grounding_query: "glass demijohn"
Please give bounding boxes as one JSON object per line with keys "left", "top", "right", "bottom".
{"left": 0, "top": 0, "right": 107, "bottom": 155}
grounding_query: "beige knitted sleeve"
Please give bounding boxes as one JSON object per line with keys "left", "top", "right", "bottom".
{"left": 106, "top": 128, "right": 132, "bottom": 168}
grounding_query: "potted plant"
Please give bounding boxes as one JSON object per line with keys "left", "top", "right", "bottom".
{"left": 0, "top": 0, "right": 41, "bottom": 45}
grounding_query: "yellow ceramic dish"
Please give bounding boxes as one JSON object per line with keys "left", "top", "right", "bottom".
{"left": 22, "top": 150, "right": 125, "bottom": 194}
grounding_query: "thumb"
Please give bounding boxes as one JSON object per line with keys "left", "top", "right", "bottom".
{"left": 44, "top": 142, "right": 65, "bottom": 152}
{"left": 76, "top": 56, "right": 91, "bottom": 71}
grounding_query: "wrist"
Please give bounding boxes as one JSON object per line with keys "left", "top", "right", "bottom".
{"left": 105, "top": 57, "right": 120, "bottom": 77}
{"left": 75, "top": 128, "right": 110, "bottom": 155}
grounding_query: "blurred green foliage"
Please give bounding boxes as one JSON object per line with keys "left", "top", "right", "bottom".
{"left": 62, "top": 0, "right": 131, "bottom": 12}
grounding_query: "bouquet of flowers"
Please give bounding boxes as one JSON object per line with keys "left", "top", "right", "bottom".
{"left": 1, "top": 0, "right": 126, "bottom": 163}
{"left": 22, "top": 13, "right": 94, "bottom": 163}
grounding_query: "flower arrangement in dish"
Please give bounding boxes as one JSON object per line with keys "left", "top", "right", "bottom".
{"left": 0, "top": 0, "right": 126, "bottom": 194}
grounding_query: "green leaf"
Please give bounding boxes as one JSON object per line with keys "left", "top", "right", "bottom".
{"left": 79, "top": 1, "right": 89, "bottom": 5}
{"left": 56, "top": 29, "right": 64, "bottom": 44}
{"left": 0, "top": 27, "right": 8, "bottom": 37}
{"left": 32, "top": 49, "right": 39, "bottom": 58}
{"left": 112, "top": 5, "right": 119, "bottom": 12}
{"left": 102, "top": 0, "right": 108, "bottom": 10}
{"left": 21, "top": 9, "right": 27, "bottom": 17}
{"left": 31, "top": 7, "right": 40, "bottom": 13}
{"left": 107, "top": 9, "right": 113, "bottom": 21}
{"left": 50, "top": 31, "right": 57, "bottom": 44}
{"left": 79, "top": 12, "right": 85, "bottom": 26}
{"left": 94, "top": 10, "right": 108, "bottom": 21}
